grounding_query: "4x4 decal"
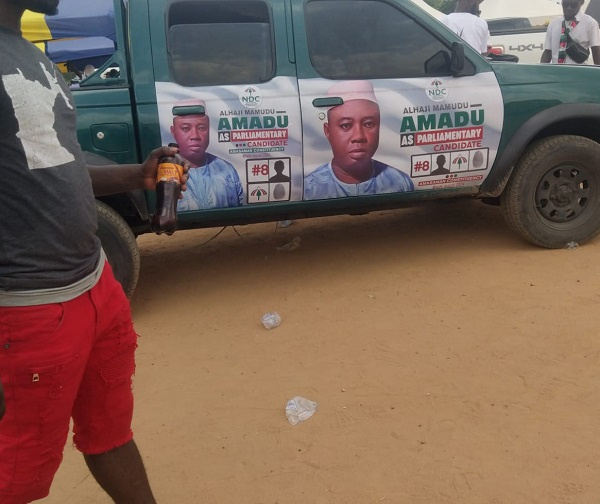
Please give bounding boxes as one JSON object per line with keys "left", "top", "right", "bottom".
{"left": 509, "top": 44, "right": 544, "bottom": 52}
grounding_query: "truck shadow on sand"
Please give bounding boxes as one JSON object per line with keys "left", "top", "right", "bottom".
{"left": 132, "top": 198, "right": 535, "bottom": 303}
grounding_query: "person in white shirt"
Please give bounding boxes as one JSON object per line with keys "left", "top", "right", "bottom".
{"left": 541, "top": 0, "right": 600, "bottom": 64}
{"left": 441, "top": 0, "right": 489, "bottom": 55}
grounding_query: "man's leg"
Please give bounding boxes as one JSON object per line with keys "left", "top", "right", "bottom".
{"left": 84, "top": 440, "right": 156, "bottom": 504}
{"left": 72, "top": 263, "right": 156, "bottom": 503}
{"left": 0, "top": 300, "right": 94, "bottom": 503}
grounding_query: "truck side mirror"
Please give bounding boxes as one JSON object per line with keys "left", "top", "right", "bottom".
{"left": 450, "top": 42, "right": 465, "bottom": 76}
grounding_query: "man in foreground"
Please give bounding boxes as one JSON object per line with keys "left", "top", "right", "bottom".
{"left": 0, "top": 0, "right": 188, "bottom": 502}
{"left": 441, "top": 0, "right": 489, "bottom": 55}
{"left": 541, "top": 0, "right": 600, "bottom": 64}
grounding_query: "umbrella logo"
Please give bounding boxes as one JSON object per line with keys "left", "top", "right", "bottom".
{"left": 251, "top": 187, "right": 268, "bottom": 200}
{"left": 452, "top": 155, "right": 468, "bottom": 169}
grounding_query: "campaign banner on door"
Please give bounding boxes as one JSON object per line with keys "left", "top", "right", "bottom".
{"left": 156, "top": 72, "right": 504, "bottom": 209}
{"left": 298, "top": 72, "right": 504, "bottom": 199}
{"left": 155, "top": 78, "right": 303, "bottom": 212}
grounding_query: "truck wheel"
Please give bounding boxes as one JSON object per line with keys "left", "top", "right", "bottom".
{"left": 501, "top": 135, "right": 600, "bottom": 248}
{"left": 96, "top": 200, "right": 140, "bottom": 298}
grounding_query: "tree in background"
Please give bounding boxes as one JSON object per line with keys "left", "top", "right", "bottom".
{"left": 424, "top": 0, "right": 457, "bottom": 14}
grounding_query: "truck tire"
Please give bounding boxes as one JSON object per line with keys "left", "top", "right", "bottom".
{"left": 501, "top": 135, "right": 600, "bottom": 248}
{"left": 96, "top": 200, "right": 140, "bottom": 298}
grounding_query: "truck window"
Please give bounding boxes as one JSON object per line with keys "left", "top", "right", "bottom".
{"left": 304, "top": 0, "right": 456, "bottom": 79}
{"left": 167, "top": 0, "right": 274, "bottom": 86}
{"left": 487, "top": 16, "right": 552, "bottom": 36}
{"left": 487, "top": 18, "right": 532, "bottom": 33}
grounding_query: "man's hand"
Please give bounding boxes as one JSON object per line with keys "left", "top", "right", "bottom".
{"left": 0, "top": 378, "right": 6, "bottom": 421}
{"left": 89, "top": 146, "right": 190, "bottom": 197}
{"left": 140, "top": 145, "right": 190, "bottom": 198}
{"left": 540, "top": 49, "right": 552, "bottom": 63}
{"left": 592, "top": 46, "right": 600, "bottom": 65}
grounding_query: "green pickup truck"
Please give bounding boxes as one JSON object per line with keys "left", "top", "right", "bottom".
{"left": 73, "top": 0, "right": 600, "bottom": 296}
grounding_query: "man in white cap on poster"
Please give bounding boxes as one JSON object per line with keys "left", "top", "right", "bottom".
{"left": 170, "top": 98, "right": 244, "bottom": 210}
{"left": 304, "top": 80, "right": 413, "bottom": 200}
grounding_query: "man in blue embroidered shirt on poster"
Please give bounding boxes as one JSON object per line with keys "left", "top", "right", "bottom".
{"left": 171, "top": 99, "right": 244, "bottom": 211}
{"left": 304, "top": 80, "right": 414, "bottom": 200}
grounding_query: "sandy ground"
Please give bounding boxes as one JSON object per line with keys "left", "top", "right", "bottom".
{"left": 41, "top": 198, "right": 600, "bottom": 504}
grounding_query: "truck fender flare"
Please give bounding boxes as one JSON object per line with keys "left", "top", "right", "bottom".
{"left": 479, "top": 103, "right": 600, "bottom": 197}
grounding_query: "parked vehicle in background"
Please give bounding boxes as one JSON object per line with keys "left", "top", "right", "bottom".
{"left": 482, "top": 0, "right": 600, "bottom": 63}
{"left": 24, "top": 0, "right": 600, "bottom": 298}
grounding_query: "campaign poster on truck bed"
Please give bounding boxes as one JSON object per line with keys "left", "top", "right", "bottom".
{"left": 298, "top": 72, "right": 504, "bottom": 199}
{"left": 156, "top": 72, "right": 504, "bottom": 210}
{"left": 156, "top": 77, "right": 303, "bottom": 212}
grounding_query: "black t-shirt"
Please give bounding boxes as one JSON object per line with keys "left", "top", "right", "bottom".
{"left": 0, "top": 26, "right": 100, "bottom": 290}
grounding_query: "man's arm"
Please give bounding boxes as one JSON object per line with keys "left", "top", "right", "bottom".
{"left": 541, "top": 23, "right": 554, "bottom": 63}
{"left": 88, "top": 145, "right": 189, "bottom": 196}
{"left": 481, "top": 22, "right": 490, "bottom": 56}
{"left": 592, "top": 46, "right": 600, "bottom": 65}
{"left": 540, "top": 49, "right": 552, "bottom": 63}
{"left": 590, "top": 22, "right": 600, "bottom": 65}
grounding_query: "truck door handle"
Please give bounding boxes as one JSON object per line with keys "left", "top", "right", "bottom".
{"left": 90, "top": 123, "right": 130, "bottom": 153}
{"left": 312, "top": 97, "right": 344, "bottom": 108}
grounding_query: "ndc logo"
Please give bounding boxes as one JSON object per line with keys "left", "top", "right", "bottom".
{"left": 426, "top": 79, "right": 448, "bottom": 102}
{"left": 239, "top": 86, "right": 263, "bottom": 109}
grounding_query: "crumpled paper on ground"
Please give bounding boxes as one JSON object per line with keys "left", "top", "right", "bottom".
{"left": 285, "top": 396, "right": 318, "bottom": 425}
{"left": 565, "top": 241, "right": 579, "bottom": 250}
{"left": 277, "top": 236, "right": 301, "bottom": 252}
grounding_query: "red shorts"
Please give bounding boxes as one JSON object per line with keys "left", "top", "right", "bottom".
{"left": 0, "top": 263, "right": 138, "bottom": 503}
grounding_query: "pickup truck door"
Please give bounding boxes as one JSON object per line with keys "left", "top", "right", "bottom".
{"left": 73, "top": 0, "right": 137, "bottom": 164}
{"left": 150, "top": 0, "right": 304, "bottom": 211}
{"left": 291, "top": 0, "right": 505, "bottom": 199}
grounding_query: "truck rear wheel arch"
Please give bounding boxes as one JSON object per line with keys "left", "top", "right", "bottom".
{"left": 479, "top": 103, "right": 600, "bottom": 197}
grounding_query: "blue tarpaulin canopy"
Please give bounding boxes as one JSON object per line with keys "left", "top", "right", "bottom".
{"left": 46, "top": 36, "right": 115, "bottom": 63}
{"left": 22, "top": 0, "right": 116, "bottom": 64}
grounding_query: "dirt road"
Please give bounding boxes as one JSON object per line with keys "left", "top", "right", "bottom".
{"left": 42, "top": 199, "right": 600, "bottom": 503}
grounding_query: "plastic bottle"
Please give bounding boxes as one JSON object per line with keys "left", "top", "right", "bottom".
{"left": 261, "top": 312, "right": 282, "bottom": 329}
{"left": 151, "top": 143, "right": 184, "bottom": 235}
